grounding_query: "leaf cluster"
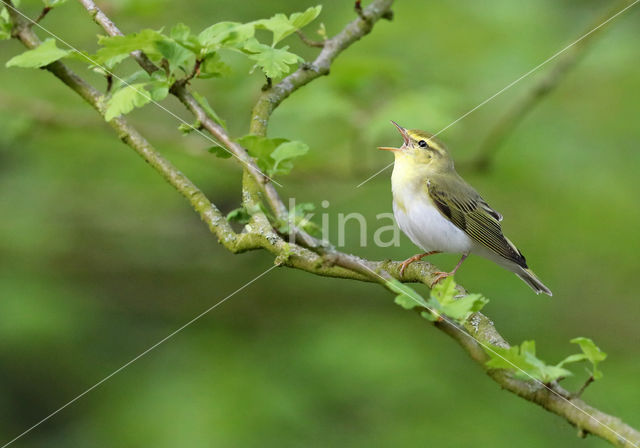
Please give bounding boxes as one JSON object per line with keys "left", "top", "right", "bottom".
{"left": 386, "top": 276, "right": 607, "bottom": 389}
{"left": 389, "top": 277, "right": 488, "bottom": 323}
{"left": 485, "top": 337, "right": 607, "bottom": 385}
{"left": 5, "top": 4, "right": 321, "bottom": 123}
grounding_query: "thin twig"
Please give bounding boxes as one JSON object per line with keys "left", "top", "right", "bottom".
{"left": 250, "top": 0, "right": 394, "bottom": 136}
{"left": 575, "top": 375, "right": 596, "bottom": 398}
{"left": 464, "top": 0, "right": 629, "bottom": 172}
{"left": 296, "top": 29, "right": 324, "bottom": 47}
{"left": 34, "top": 6, "right": 51, "bottom": 23}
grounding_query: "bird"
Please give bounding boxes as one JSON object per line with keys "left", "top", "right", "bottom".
{"left": 379, "top": 121, "right": 552, "bottom": 296}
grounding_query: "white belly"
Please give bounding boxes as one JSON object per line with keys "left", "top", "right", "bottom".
{"left": 391, "top": 161, "right": 472, "bottom": 254}
{"left": 393, "top": 198, "right": 472, "bottom": 254}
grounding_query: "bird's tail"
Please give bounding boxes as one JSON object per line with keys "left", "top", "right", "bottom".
{"left": 516, "top": 267, "right": 552, "bottom": 296}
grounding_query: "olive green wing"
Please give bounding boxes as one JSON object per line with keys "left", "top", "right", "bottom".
{"left": 427, "top": 174, "right": 527, "bottom": 268}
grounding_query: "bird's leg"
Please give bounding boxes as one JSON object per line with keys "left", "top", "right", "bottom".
{"left": 399, "top": 251, "right": 440, "bottom": 277}
{"left": 430, "top": 254, "right": 469, "bottom": 287}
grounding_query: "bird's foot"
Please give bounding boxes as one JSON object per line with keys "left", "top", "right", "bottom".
{"left": 399, "top": 251, "right": 440, "bottom": 277}
{"left": 430, "top": 271, "right": 453, "bottom": 287}
{"left": 430, "top": 254, "right": 468, "bottom": 287}
{"left": 399, "top": 257, "right": 418, "bottom": 277}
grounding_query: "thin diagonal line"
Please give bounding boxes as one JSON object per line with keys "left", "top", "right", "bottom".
{"left": 356, "top": 0, "right": 640, "bottom": 188}
{"left": 0, "top": 264, "right": 278, "bottom": 448}
{"left": 3, "top": 3, "right": 283, "bottom": 188}
{"left": 354, "top": 262, "right": 639, "bottom": 448}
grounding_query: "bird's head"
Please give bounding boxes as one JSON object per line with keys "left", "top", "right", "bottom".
{"left": 379, "top": 121, "right": 453, "bottom": 172}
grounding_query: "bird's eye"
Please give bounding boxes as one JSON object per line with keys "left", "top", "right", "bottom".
{"left": 418, "top": 140, "right": 428, "bottom": 148}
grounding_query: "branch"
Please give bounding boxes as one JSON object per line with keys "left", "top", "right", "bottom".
{"left": 76, "top": 0, "right": 295, "bottom": 229}
{"left": 464, "top": 1, "right": 629, "bottom": 172}
{"left": 4, "top": 2, "right": 640, "bottom": 447}
{"left": 250, "top": 0, "right": 394, "bottom": 136}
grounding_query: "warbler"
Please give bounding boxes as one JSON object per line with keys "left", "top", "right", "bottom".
{"left": 379, "top": 121, "right": 552, "bottom": 295}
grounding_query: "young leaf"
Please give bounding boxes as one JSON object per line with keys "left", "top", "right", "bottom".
{"left": 208, "top": 146, "right": 232, "bottom": 159}
{"left": 104, "top": 83, "right": 151, "bottom": 121}
{"left": 199, "top": 52, "right": 231, "bottom": 79}
{"left": 170, "top": 23, "right": 191, "bottom": 43}
{"left": 198, "top": 22, "right": 255, "bottom": 51}
{"left": 256, "top": 5, "right": 322, "bottom": 45}
{"left": 439, "top": 293, "right": 488, "bottom": 321}
{"left": 192, "top": 91, "right": 226, "bottom": 129}
{"left": 178, "top": 121, "right": 200, "bottom": 135}
{"left": 485, "top": 341, "right": 572, "bottom": 383}
{"left": 147, "top": 80, "right": 169, "bottom": 102}
{"left": 431, "top": 277, "right": 457, "bottom": 304}
{"left": 155, "top": 38, "right": 194, "bottom": 74}
{"left": 0, "top": 7, "right": 11, "bottom": 41}
{"left": 226, "top": 207, "right": 251, "bottom": 225}
{"left": 244, "top": 39, "right": 302, "bottom": 78}
{"left": 270, "top": 140, "right": 309, "bottom": 175}
{"left": 424, "top": 278, "right": 488, "bottom": 322}
{"left": 571, "top": 337, "right": 607, "bottom": 379}
{"left": 6, "top": 38, "right": 70, "bottom": 68}
{"left": 387, "top": 279, "right": 430, "bottom": 310}
{"left": 278, "top": 202, "right": 321, "bottom": 237}
{"left": 237, "top": 134, "right": 288, "bottom": 175}
{"left": 95, "top": 29, "right": 164, "bottom": 67}
{"left": 290, "top": 5, "right": 323, "bottom": 30}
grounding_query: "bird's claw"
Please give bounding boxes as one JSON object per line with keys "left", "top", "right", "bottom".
{"left": 399, "top": 259, "right": 413, "bottom": 277}
{"left": 399, "top": 251, "right": 440, "bottom": 278}
{"left": 430, "top": 271, "right": 452, "bottom": 287}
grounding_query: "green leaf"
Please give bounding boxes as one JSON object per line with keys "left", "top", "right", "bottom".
{"left": 104, "top": 83, "right": 151, "bottom": 121}
{"left": 198, "top": 21, "right": 255, "bottom": 51}
{"left": 155, "top": 38, "right": 194, "bottom": 74}
{"left": 439, "top": 293, "right": 488, "bottom": 321}
{"left": 255, "top": 14, "right": 293, "bottom": 45}
{"left": 556, "top": 353, "right": 587, "bottom": 367}
{"left": 256, "top": 5, "right": 322, "bottom": 45}
{"left": 95, "top": 29, "right": 164, "bottom": 68}
{"left": 170, "top": 23, "right": 191, "bottom": 42}
{"left": 167, "top": 23, "right": 202, "bottom": 54}
{"left": 147, "top": 80, "right": 169, "bottom": 102}
{"left": 0, "top": 7, "right": 10, "bottom": 41}
{"left": 278, "top": 202, "right": 321, "bottom": 237}
{"left": 226, "top": 207, "right": 251, "bottom": 225}
{"left": 290, "top": 5, "right": 323, "bottom": 29}
{"left": 424, "top": 277, "right": 488, "bottom": 323}
{"left": 6, "top": 38, "right": 70, "bottom": 68}
{"left": 199, "top": 52, "right": 231, "bottom": 79}
{"left": 192, "top": 91, "right": 226, "bottom": 129}
{"left": 387, "top": 279, "right": 430, "bottom": 310}
{"left": 431, "top": 277, "right": 457, "bottom": 304}
{"left": 485, "top": 341, "right": 573, "bottom": 383}
{"left": 571, "top": 337, "right": 607, "bottom": 379}
{"left": 244, "top": 39, "right": 302, "bottom": 78}
{"left": 270, "top": 140, "right": 309, "bottom": 175}
{"left": 178, "top": 122, "right": 200, "bottom": 135}
{"left": 208, "top": 146, "right": 232, "bottom": 159}
{"left": 237, "top": 135, "right": 287, "bottom": 176}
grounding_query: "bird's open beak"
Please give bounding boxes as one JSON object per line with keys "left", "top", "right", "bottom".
{"left": 378, "top": 120, "right": 409, "bottom": 152}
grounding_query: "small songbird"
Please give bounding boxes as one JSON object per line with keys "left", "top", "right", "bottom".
{"left": 379, "top": 121, "right": 552, "bottom": 295}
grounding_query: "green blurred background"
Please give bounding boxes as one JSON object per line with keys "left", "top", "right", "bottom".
{"left": 1, "top": 0, "right": 639, "bottom": 446}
